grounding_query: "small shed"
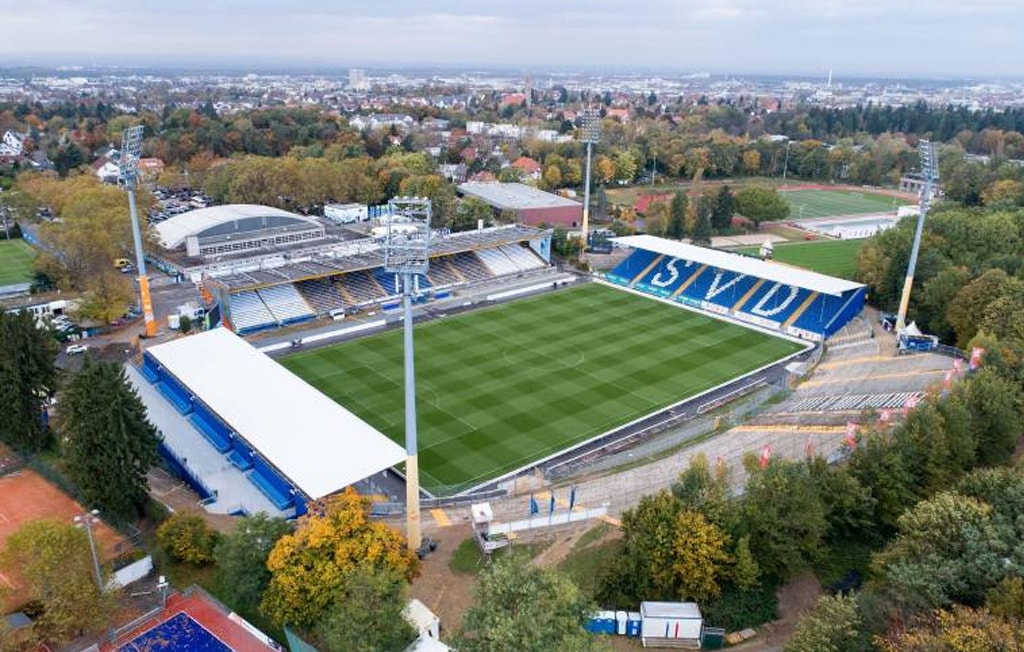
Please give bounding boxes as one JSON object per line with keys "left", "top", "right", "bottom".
{"left": 404, "top": 598, "right": 441, "bottom": 639}
{"left": 640, "top": 601, "right": 703, "bottom": 648}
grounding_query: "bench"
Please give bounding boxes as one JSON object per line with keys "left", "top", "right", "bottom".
{"left": 227, "top": 449, "right": 252, "bottom": 471}
{"left": 189, "top": 414, "right": 231, "bottom": 453}
{"left": 249, "top": 472, "right": 293, "bottom": 510}
{"left": 157, "top": 382, "right": 193, "bottom": 415}
{"left": 139, "top": 363, "right": 160, "bottom": 384}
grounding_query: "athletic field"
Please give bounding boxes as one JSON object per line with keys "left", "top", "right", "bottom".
{"left": 738, "top": 239, "right": 864, "bottom": 280}
{"left": 0, "top": 240, "right": 35, "bottom": 286}
{"left": 781, "top": 189, "right": 910, "bottom": 219}
{"left": 284, "top": 284, "right": 803, "bottom": 493}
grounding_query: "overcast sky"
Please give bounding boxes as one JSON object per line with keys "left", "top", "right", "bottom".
{"left": 1, "top": 0, "right": 1020, "bottom": 78}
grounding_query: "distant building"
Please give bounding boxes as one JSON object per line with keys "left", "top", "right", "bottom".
{"left": 348, "top": 67, "right": 369, "bottom": 91}
{"left": 458, "top": 182, "right": 582, "bottom": 227}
{"left": 511, "top": 156, "right": 542, "bottom": 181}
{"left": 0, "top": 131, "right": 24, "bottom": 157}
{"left": 324, "top": 203, "right": 369, "bottom": 224}
{"left": 92, "top": 159, "right": 120, "bottom": 183}
{"left": 138, "top": 157, "right": 165, "bottom": 180}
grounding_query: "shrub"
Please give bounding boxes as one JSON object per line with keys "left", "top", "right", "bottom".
{"left": 157, "top": 512, "right": 217, "bottom": 566}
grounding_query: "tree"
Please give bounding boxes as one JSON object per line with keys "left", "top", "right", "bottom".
{"left": 451, "top": 197, "right": 494, "bottom": 232}
{"left": 735, "top": 185, "right": 790, "bottom": 225}
{"left": 873, "top": 492, "right": 1006, "bottom": 609}
{"left": 986, "top": 576, "right": 1024, "bottom": 624}
{"left": 667, "top": 191, "right": 688, "bottom": 240}
{"left": 691, "top": 197, "right": 713, "bottom": 246}
{"left": 711, "top": 185, "right": 736, "bottom": 231}
{"left": 665, "top": 510, "right": 732, "bottom": 602}
{"left": 214, "top": 513, "right": 291, "bottom": 614}
{"left": 962, "top": 369, "right": 1020, "bottom": 466}
{"left": 456, "top": 553, "right": 607, "bottom": 652}
{"left": 158, "top": 512, "right": 218, "bottom": 566}
{"left": 1, "top": 520, "right": 111, "bottom": 644}
{"left": 314, "top": 566, "right": 417, "bottom": 652}
{"left": 262, "top": 488, "right": 416, "bottom": 628}
{"left": 947, "top": 269, "right": 1020, "bottom": 348}
{"left": 542, "top": 164, "right": 563, "bottom": 190}
{"left": 875, "top": 606, "right": 1024, "bottom": 652}
{"left": 785, "top": 594, "right": 867, "bottom": 652}
{"left": 59, "top": 358, "right": 160, "bottom": 520}
{"left": 0, "top": 310, "right": 58, "bottom": 451}
{"left": 733, "top": 535, "right": 761, "bottom": 591}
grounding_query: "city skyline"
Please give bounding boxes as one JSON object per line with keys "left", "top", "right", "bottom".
{"left": 1, "top": 0, "right": 1022, "bottom": 79}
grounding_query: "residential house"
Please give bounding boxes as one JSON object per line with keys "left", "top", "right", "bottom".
{"left": 511, "top": 156, "right": 542, "bottom": 181}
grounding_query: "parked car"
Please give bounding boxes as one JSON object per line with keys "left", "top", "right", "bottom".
{"left": 66, "top": 343, "right": 89, "bottom": 355}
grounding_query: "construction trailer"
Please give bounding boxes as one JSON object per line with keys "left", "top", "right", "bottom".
{"left": 640, "top": 601, "right": 703, "bottom": 649}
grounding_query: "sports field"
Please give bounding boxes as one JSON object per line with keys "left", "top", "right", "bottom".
{"left": 781, "top": 189, "right": 910, "bottom": 219}
{"left": 284, "top": 284, "right": 803, "bottom": 493}
{"left": 738, "top": 239, "right": 864, "bottom": 280}
{"left": 0, "top": 239, "right": 36, "bottom": 286}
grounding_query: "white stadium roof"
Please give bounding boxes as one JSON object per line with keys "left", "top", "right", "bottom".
{"left": 155, "top": 204, "right": 321, "bottom": 249}
{"left": 145, "top": 328, "right": 405, "bottom": 499}
{"left": 613, "top": 235, "right": 864, "bottom": 296}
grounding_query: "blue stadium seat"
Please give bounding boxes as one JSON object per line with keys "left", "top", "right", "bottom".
{"left": 156, "top": 382, "right": 193, "bottom": 415}
{"left": 635, "top": 257, "right": 701, "bottom": 296}
{"left": 679, "top": 265, "right": 720, "bottom": 302}
{"left": 737, "top": 283, "right": 810, "bottom": 325}
{"left": 249, "top": 472, "right": 293, "bottom": 510}
{"left": 608, "top": 250, "right": 659, "bottom": 283}
{"left": 189, "top": 413, "right": 231, "bottom": 453}
{"left": 228, "top": 449, "right": 253, "bottom": 471}
{"left": 792, "top": 293, "right": 847, "bottom": 335}
{"left": 700, "top": 271, "right": 759, "bottom": 310}
{"left": 374, "top": 269, "right": 400, "bottom": 295}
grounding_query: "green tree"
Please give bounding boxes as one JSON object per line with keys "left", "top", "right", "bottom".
{"left": 672, "top": 453, "right": 733, "bottom": 532}
{"left": 986, "top": 576, "right": 1024, "bottom": 624}
{"left": 740, "top": 459, "right": 827, "bottom": 581}
{"left": 691, "top": 196, "right": 713, "bottom": 246}
{"left": 666, "top": 510, "right": 732, "bottom": 602}
{"left": 962, "top": 369, "right": 1020, "bottom": 466}
{"left": 1, "top": 520, "right": 111, "bottom": 644}
{"left": 214, "top": 513, "right": 291, "bottom": 614}
{"left": 262, "top": 488, "right": 416, "bottom": 628}
{"left": 451, "top": 197, "right": 494, "bottom": 232}
{"left": 735, "top": 185, "right": 790, "bottom": 225}
{"left": 786, "top": 594, "right": 867, "bottom": 652}
{"left": 158, "top": 512, "right": 218, "bottom": 566}
{"left": 456, "top": 553, "right": 607, "bottom": 652}
{"left": 59, "top": 358, "right": 160, "bottom": 520}
{"left": 0, "top": 310, "right": 58, "bottom": 451}
{"left": 732, "top": 535, "right": 761, "bottom": 591}
{"left": 947, "top": 269, "right": 1019, "bottom": 348}
{"left": 711, "top": 185, "right": 736, "bottom": 231}
{"left": 314, "top": 565, "right": 417, "bottom": 652}
{"left": 667, "top": 191, "right": 688, "bottom": 240}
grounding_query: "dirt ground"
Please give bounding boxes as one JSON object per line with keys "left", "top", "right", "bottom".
{"left": 727, "top": 573, "right": 824, "bottom": 652}
{"left": 407, "top": 523, "right": 481, "bottom": 635}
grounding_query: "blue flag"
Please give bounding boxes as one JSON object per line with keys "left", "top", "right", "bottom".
{"left": 529, "top": 495, "right": 539, "bottom": 516}
{"left": 569, "top": 485, "right": 578, "bottom": 510}
{"left": 549, "top": 493, "right": 556, "bottom": 515}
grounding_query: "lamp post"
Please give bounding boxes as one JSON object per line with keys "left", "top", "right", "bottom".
{"left": 74, "top": 510, "right": 104, "bottom": 593}
{"left": 781, "top": 139, "right": 792, "bottom": 186}
{"left": 383, "top": 197, "right": 431, "bottom": 553}
{"left": 895, "top": 140, "right": 940, "bottom": 335}
{"left": 579, "top": 108, "right": 601, "bottom": 261}
{"left": 118, "top": 125, "right": 157, "bottom": 338}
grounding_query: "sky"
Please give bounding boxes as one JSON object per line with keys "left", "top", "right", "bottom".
{"left": 0, "top": 0, "right": 1021, "bottom": 79}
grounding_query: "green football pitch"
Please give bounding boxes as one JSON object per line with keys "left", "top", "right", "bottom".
{"left": 283, "top": 283, "right": 804, "bottom": 494}
{"left": 0, "top": 240, "right": 36, "bottom": 286}
{"left": 738, "top": 239, "right": 864, "bottom": 280}
{"left": 781, "top": 189, "right": 910, "bottom": 219}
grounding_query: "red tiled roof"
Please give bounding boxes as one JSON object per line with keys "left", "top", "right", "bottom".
{"left": 634, "top": 193, "right": 673, "bottom": 214}
{"left": 511, "top": 156, "right": 542, "bottom": 173}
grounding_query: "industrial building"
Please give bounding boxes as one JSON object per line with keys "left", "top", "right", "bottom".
{"left": 457, "top": 182, "right": 583, "bottom": 227}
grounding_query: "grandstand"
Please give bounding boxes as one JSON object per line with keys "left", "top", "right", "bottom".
{"left": 131, "top": 328, "right": 405, "bottom": 516}
{"left": 607, "top": 235, "right": 866, "bottom": 341}
{"left": 204, "top": 226, "right": 552, "bottom": 334}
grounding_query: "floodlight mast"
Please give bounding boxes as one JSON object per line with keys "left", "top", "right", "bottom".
{"left": 119, "top": 125, "right": 157, "bottom": 338}
{"left": 383, "top": 196, "right": 431, "bottom": 552}
{"left": 580, "top": 108, "right": 601, "bottom": 260}
{"left": 895, "top": 140, "right": 940, "bottom": 335}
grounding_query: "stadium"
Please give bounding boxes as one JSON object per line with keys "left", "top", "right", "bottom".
{"left": 130, "top": 212, "right": 866, "bottom": 511}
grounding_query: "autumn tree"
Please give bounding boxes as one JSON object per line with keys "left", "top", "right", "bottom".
{"left": 59, "top": 358, "right": 160, "bottom": 520}
{"left": 158, "top": 512, "right": 218, "bottom": 566}
{"left": 214, "top": 513, "right": 291, "bottom": 614}
{"left": 875, "top": 606, "right": 1024, "bottom": 652}
{"left": 456, "top": 553, "right": 607, "bottom": 652}
{"left": 0, "top": 310, "right": 58, "bottom": 451}
{"left": 262, "top": 488, "right": 416, "bottom": 629}
{"left": 1, "top": 520, "right": 111, "bottom": 644}
{"left": 664, "top": 510, "right": 732, "bottom": 602}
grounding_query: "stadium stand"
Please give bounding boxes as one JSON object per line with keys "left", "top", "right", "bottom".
{"left": 450, "top": 251, "right": 493, "bottom": 282}
{"left": 256, "top": 284, "right": 316, "bottom": 325}
{"left": 426, "top": 256, "right": 462, "bottom": 287}
{"left": 339, "top": 269, "right": 389, "bottom": 304}
{"left": 476, "top": 247, "right": 520, "bottom": 276}
{"left": 498, "top": 244, "right": 546, "bottom": 272}
{"left": 228, "top": 291, "right": 277, "bottom": 334}
{"left": 295, "top": 278, "right": 347, "bottom": 314}
{"left": 611, "top": 235, "right": 866, "bottom": 341}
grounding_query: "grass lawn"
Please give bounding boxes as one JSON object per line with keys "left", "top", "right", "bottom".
{"left": 0, "top": 239, "right": 36, "bottom": 286}
{"left": 283, "top": 284, "right": 802, "bottom": 494}
{"left": 737, "top": 239, "right": 864, "bottom": 280}
{"left": 780, "top": 188, "right": 911, "bottom": 219}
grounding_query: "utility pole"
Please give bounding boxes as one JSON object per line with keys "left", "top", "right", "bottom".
{"left": 895, "top": 140, "right": 939, "bottom": 335}
{"left": 781, "top": 139, "right": 792, "bottom": 186}
{"left": 74, "top": 510, "right": 104, "bottom": 593}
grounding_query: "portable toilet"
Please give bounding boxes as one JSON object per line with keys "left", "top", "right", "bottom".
{"left": 585, "top": 611, "right": 616, "bottom": 635}
{"left": 640, "top": 601, "right": 703, "bottom": 648}
{"left": 626, "top": 612, "right": 642, "bottom": 637}
{"left": 616, "top": 611, "right": 628, "bottom": 636}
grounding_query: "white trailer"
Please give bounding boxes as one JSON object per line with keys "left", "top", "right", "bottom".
{"left": 640, "top": 601, "right": 703, "bottom": 649}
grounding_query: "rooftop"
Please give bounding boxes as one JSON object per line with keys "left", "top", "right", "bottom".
{"left": 155, "top": 204, "right": 323, "bottom": 250}
{"left": 458, "top": 182, "right": 581, "bottom": 211}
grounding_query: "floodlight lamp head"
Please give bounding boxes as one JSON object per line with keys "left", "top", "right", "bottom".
{"left": 919, "top": 140, "right": 940, "bottom": 182}
{"left": 581, "top": 108, "right": 601, "bottom": 144}
{"left": 383, "top": 196, "right": 431, "bottom": 275}
{"left": 118, "top": 125, "right": 144, "bottom": 188}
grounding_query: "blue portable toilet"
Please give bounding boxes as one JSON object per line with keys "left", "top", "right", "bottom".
{"left": 627, "top": 612, "right": 642, "bottom": 637}
{"left": 616, "top": 611, "right": 628, "bottom": 636}
{"left": 585, "top": 611, "right": 616, "bottom": 635}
